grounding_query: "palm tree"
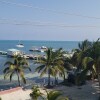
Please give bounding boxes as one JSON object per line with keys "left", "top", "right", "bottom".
{"left": 30, "top": 86, "right": 43, "bottom": 100}
{"left": 46, "top": 90, "right": 70, "bottom": 100}
{"left": 76, "top": 38, "right": 100, "bottom": 87}
{"left": 30, "top": 86, "right": 69, "bottom": 100}
{"left": 35, "top": 48, "right": 64, "bottom": 87}
{"left": 46, "top": 90, "right": 61, "bottom": 100}
{"left": 3, "top": 55, "right": 31, "bottom": 86}
{"left": 52, "top": 48, "right": 65, "bottom": 85}
{"left": 73, "top": 39, "right": 92, "bottom": 70}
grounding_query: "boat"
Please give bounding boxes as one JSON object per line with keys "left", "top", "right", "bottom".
{"left": 29, "top": 46, "right": 40, "bottom": 52}
{"left": 29, "top": 46, "right": 47, "bottom": 52}
{"left": 0, "top": 51, "right": 7, "bottom": 55}
{"left": 16, "top": 41, "right": 24, "bottom": 48}
{"left": 16, "top": 44, "right": 24, "bottom": 48}
{"left": 7, "top": 49, "right": 22, "bottom": 57}
{"left": 40, "top": 46, "right": 48, "bottom": 51}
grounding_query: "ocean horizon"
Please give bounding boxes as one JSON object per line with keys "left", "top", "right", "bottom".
{"left": 0, "top": 40, "right": 80, "bottom": 75}
{"left": 0, "top": 40, "right": 79, "bottom": 52}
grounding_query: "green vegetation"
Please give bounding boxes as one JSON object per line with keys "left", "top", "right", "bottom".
{"left": 2, "top": 38, "right": 100, "bottom": 99}
{"left": 3, "top": 55, "right": 31, "bottom": 86}
{"left": 30, "top": 86, "right": 43, "bottom": 100}
{"left": 35, "top": 48, "right": 64, "bottom": 87}
{"left": 74, "top": 38, "right": 100, "bottom": 86}
{"left": 30, "top": 86, "right": 69, "bottom": 100}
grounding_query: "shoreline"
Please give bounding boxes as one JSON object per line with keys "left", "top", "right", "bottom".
{"left": 0, "top": 87, "right": 21, "bottom": 95}
{"left": 0, "top": 81, "right": 99, "bottom": 100}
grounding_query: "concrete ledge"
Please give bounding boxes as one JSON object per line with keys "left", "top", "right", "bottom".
{"left": 0, "top": 87, "right": 22, "bottom": 95}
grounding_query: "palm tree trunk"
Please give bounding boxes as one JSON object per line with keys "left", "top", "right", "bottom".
{"left": 48, "top": 69, "right": 51, "bottom": 86}
{"left": 63, "top": 73, "right": 66, "bottom": 82}
{"left": 55, "top": 77, "right": 57, "bottom": 85}
{"left": 98, "top": 74, "right": 100, "bottom": 89}
{"left": 16, "top": 71, "right": 21, "bottom": 86}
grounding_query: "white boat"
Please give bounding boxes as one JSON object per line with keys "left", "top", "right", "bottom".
{"left": 16, "top": 44, "right": 24, "bottom": 48}
{"left": 29, "top": 46, "right": 47, "bottom": 52}
{"left": 29, "top": 46, "right": 40, "bottom": 52}
{"left": 16, "top": 41, "right": 24, "bottom": 48}
{"left": 7, "top": 49, "right": 22, "bottom": 57}
{"left": 0, "top": 51, "right": 7, "bottom": 55}
{"left": 40, "top": 46, "right": 48, "bottom": 52}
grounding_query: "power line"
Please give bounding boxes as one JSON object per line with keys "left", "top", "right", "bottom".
{"left": 0, "top": 0, "right": 100, "bottom": 20}
{"left": 0, "top": 21, "right": 100, "bottom": 28}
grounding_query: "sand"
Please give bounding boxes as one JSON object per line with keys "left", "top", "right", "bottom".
{"left": 0, "top": 81, "right": 100, "bottom": 100}
{"left": 0, "top": 88, "right": 31, "bottom": 100}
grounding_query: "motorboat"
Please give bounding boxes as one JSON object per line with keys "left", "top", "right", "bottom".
{"left": 16, "top": 44, "right": 24, "bottom": 48}
{"left": 16, "top": 41, "right": 24, "bottom": 48}
{"left": 7, "top": 48, "right": 22, "bottom": 57}
{"left": 29, "top": 46, "right": 47, "bottom": 52}
{"left": 29, "top": 46, "right": 40, "bottom": 52}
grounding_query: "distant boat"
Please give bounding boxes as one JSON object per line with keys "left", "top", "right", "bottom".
{"left": 16, "top": 44, "right": 24, "bottom": 48}
{"left": 29, "top": 46, "right": 47, "bottom": 52}
{"left": 16, "top": 41, "right": 24, "bottom": 48}
{"left": 7, "top": 48, "right": 22, "bottom": 57}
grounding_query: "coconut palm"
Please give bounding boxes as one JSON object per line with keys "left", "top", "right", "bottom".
{"left": 30, "top": 86, "right": 69, "bottom": 100}
{"left": 72, "top": 39, "right": 92, "bottom": 71}
{"left": 78, "top": 38, "right": 100, "bottom": 87}
{"left": 46, "top": 90, "right": 61, "bottom": 100}
{"left": 35, "top": 48, "right": 64, "bottom": 87}
{"left": 30, "top": 86, "right": 43, "bottom": 100}
{"left": 3, "top": 55, "right": 31, "bottom": 86}
{"left": 46, "top": 90, "right": 70, "bottom": 100}
{"left": 53, "top": 48, "right": 66, "bottom": 85}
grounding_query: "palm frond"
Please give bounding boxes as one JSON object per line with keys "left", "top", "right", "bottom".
{"left": 82, "top": 57, "right": 94, "bottom": 69}
{"left": 4, "top": 71, "right": 12, "bottom": 79}
{"left": 3, "top": 67, "right": 10, "bottom": 73}
{"left": 20, "top": 72, "right": 26, "bottom": 84}
{"left": 10, "top": 71, "right": 15, "bottom": 81}
{"left": 35, "top": 65, "right": 45, "bottom": 73}
{"left": 40, "top": 67, "right": 48, "bottom": 77}
{"left": 47, "top": 90, "right": 61, "bottom": 100}
{"left": 4, "top": 61, "right": 13, "bottom": 66}
{"left": 22, "top": 66, "right": 31, "bottom": 71}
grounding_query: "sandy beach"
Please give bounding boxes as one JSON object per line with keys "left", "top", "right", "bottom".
{"left": 0, "top": 88, "right": 32, "bottom": 100}
{"left": 0, "top": 81, "right": 100, "bottom": 100}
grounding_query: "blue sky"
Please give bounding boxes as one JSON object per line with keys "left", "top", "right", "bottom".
{"left": 0, "top": 0, "right": 100, "bottom": 41}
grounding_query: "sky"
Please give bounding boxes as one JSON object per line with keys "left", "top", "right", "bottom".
{"left": 0, "top": 0, "right": 100, "bottom": 41}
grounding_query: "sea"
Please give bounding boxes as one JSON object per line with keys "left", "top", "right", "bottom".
{"left": 0, "top": 40, "right": 80, "bottom": 90}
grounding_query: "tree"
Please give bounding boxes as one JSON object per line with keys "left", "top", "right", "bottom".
{"left": 30, "top": 86, "right": 43, "bottom": 100}
{"left": 3, "top": 55, "right": 31, "bottom": 86}
{"left": 76, "top": 38, "right": 100, "bottom": 87}
{"left": 35, "top": 48, "right": 64, "bottom": 87}
{"left": 45, "top": 90, "right": 69, "bottom": 100}
{"left": 73, "top": 39, "right": 92, "bottom": 70}
{"left": 30, "top": 86, "right": 69, "bottom": 100}
{"left": 46, "top": 90, "right": 61, "bottom": 100}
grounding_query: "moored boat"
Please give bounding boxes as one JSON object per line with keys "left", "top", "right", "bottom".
{"left": 0, "top": 51, "right": 7, "bottom": 55}
{"left": 7, "top": 49, "right": 22, "bottom": 57}
{"left": 29, "top": 46, "right": 47, "bottom": 52}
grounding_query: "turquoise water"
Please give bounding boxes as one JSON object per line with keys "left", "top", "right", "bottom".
{"left": 0, "top": 40, "right": 80, "bottom": 74}
{"left": 0, "top": 40, "right": 80, "bottom": 89}
{"left": 0, "top": 40, "right": 79, "bottom": 52}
